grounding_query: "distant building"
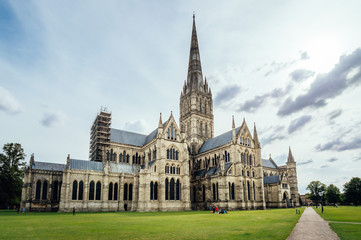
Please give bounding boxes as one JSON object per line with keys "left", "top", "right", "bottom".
{"left": 21, "top": 15, "right": 299, "bottom": 212}
{"left": 300, "top": 194, "right": 313, "bottom": 206}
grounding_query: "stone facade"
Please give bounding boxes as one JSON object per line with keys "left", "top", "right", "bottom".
{"left": 21, "top": 15, "right": 299, "bottom": 212}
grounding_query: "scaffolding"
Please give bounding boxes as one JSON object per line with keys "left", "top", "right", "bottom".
{"left": 89, "top": 107, "right": 111, "bottom": 162}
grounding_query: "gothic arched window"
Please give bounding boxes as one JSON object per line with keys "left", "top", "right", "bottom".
{"left": 212, "top": 183, "right": 216, "bottom": 201}
{"left": 108, "top": 182, "right": 113, "bottom": 200}
{"left": 170, "top": 178, "right": 175, "bottom": 200}
{"left": 96, "top": 181, "right": 101, "bottom": 200}
{"left": 114, "top": 183, "right": 118, "bottom": 200}
{"left": 232, "top": 183, "right": 235, "bottom": 200}
{"left": 150, "top": 182, "right": 154, "bottom": 200}
{"left": 35, "top": 180, "right": 41, "bottom": 200}
{"left": 77, "top": 181, "right": 83, "bottom": 200}
{"left": 124, "top": 183, "right": 128, "bottom": 200}
{"left": 216, "top": 183, "right": 219, "bottom": 200}
{"left": 154, "top": 182, "right": 158, "bottom": 200}
{"left": 52, "top": 181, "right": 59, "bottom": 200}
{"left": 165, "top": 179, "right": 169, "bottom": 200}
{"left": 89, "top": 181, "right": 95, "bottom": 200}
{"left": 72, "top": 180, "right": 78, "bottom": 200}
{"left": 42, "top": 181, "right": 48, "bottom": 200}
{"left": 129, "top": 184, "right": 133, "bottom": 200}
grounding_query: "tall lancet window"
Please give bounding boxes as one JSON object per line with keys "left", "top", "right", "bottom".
{"left": 171, "top": 125, "right": 174, "bottom": 139}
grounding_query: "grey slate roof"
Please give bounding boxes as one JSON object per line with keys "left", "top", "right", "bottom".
{"left": 109, "top": 163, "right": 139, "bottom": 174}
{"left": 195, "top": 169, "right": 206, "bottom": 177}
{"left": 206, "top": 166, "right": 216, "bottom": 175}
{"left": 194, "top": 162, "right": 232, "bottom": 177}
{"left": 225, "top": 162, "right": 232, "bottom": 172}
{"left": 148, "top": 160, "right": 157, "bottom": 168}
{"left": 264, "top": 175, "right": 280, "bottom": 184}
{"left": 110, "top": 128, "right": 158, "bottom": 147}
{"left": 199, "top": 127, "right": 241, "bottom": 153}
{"left": 214, "top": 166, "right": 221, "bottom": 174}
{"left": 32, "top": 161, "right": 65, "bottom": 171}
{"left": 262, "top": 159, "right": 278, "bottom": 169}
{"left": 70, "top": 159, "right": 104, "bottom": 172}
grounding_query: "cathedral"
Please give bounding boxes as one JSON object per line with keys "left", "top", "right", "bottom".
{"left": 21, "top": 16, "right": 299, "bottom": 212}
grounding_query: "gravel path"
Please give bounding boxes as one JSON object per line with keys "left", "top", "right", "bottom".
{"left": 287, "top": 207, "right": 340, "bottom": 240}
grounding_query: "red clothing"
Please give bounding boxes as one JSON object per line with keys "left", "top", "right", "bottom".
{"left": 215, "top": 207, "right": 218, "bottom": 211}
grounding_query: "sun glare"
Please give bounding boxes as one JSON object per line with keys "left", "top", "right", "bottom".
{"left": 301, "top": 34, "right": 344, "bottom": 73}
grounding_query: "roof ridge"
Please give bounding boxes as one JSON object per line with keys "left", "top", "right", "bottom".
{"left": 34, "top": 161, "right": 65, "bottom": 165}
{"left": 111, "top": 128, "right": 148, "bottom": 137}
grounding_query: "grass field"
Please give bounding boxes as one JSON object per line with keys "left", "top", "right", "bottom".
{"left": 0, "top": 208, "right": 303, "bottom": 240}
{"left": 315, "top": 206, "right": 361, "bottom": 240}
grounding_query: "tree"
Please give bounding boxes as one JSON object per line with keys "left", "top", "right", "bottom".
{"left": 0, "top": 143, "right": 26, "bottom": 208}
{"left": 306, "top": 181, "right": 326, "bottom": 203}
{"left": 325, "top": 184, "right": 340, "bottom": 204}
{"left": 343, "top": 177, "right": 361, "bottom": 206}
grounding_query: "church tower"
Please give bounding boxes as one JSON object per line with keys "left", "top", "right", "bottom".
{"left": 180, "top": 15, "right": 214, "bottom": 155}
{"left": 287, "top": 147, "right": 300, "bottom": 206}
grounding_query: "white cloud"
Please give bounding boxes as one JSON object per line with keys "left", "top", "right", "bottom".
{"left": 0, "top": 86, "right": 22, "bottom": 114}
{"left": 40, "top": 111, "right": 66, "bottom": 128}
{"left": 123, "top": 120, "right": 149, "bottom": 134}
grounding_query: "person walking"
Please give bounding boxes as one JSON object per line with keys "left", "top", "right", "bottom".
{"left": 73, "top": 207, "right": 76, "bottom": 216}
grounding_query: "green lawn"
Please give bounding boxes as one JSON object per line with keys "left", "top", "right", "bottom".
{"left": 315, "top": 206, "right": 361, "bottom": 240}
{"left": 0, "top": 208, "right": 303, "bottom": 240}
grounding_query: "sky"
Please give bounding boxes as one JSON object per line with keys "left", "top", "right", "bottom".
{"left": 1, "top": 0, "right": 361, "bottom": 194}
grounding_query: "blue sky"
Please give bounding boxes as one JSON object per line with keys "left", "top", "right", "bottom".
{"left": 1, "top": 0, "right": 361, "bottom": 194}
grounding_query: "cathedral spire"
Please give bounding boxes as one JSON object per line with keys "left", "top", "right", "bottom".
{"left": 253, "top": 122, "right": 261, "bottom": 149}
{"left": 287, "top": 146, "right": 295, "bottom": 163}
{"left": 158, "top": 113, "right": 163, "bottom": 128}
{"left": 232, "top": 115, "right": 236, "bottom": 143}
{"left": 187, "top": 14, "right": 203, "bottom": 89}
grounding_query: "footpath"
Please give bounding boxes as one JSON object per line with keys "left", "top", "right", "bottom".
{"left": 287, "top": 207, "right": 340, "bottom": 240}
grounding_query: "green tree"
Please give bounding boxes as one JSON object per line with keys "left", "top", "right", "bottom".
{"left": 306, "top": 181, "right": 326, "bottom": 203}
{"left": 325, "top": 184, "right": 340, "bottom": 204}
{"left": 0, "top": 143, "right": 26, "bottom": 208}
{"left": 343, "top": 177, "right": 361, "bottom": 206}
